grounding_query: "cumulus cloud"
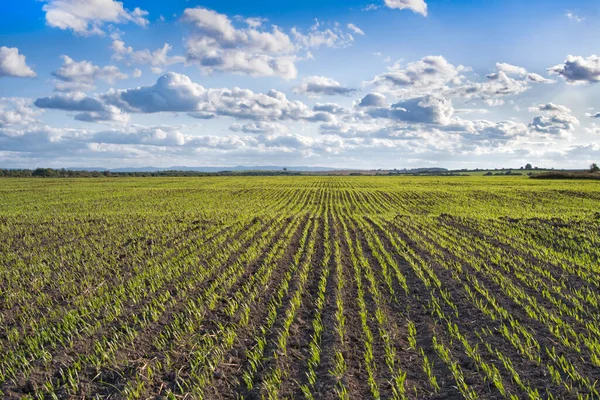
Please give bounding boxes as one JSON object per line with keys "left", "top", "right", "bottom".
{"left": 347, "top": 23, "right": 365, "bottom": 36}
{"left": 91, "top": 126, "right": 186, "bottom": 146}
{"left": 526, "top": 73, "right": 554, "bottom": 84}
{"left": 313, "top": 103, "right": 349, "bottom": 115}
{"left": 52, "top": 55, "right": 127, "bottom": 92}
{"left": 74, "top": 105, "right": 130, "bottom": 123}
{"left": 244, "top": 17, "right": 268, "bottom": 29}
{"left": 358, "top": 93, "right": 387, "bottom": 107}
{"left": 378, "top": 95, "right": 455, "bottom": 125}
{"left": 102, "top": 73, "right": 205, "bottom": 113}
{"left": 0, "top": 119, "right": 354, "bottom": 164}
{"left": 111, "top": 40, "right": 185, "bottom": 74}
{"left": 468, "top": 120, "right": 529, "bottom": 142}
{"left": 0, "top": 124, "right": 91, "bottom": 157}
{"left": 293, "top": 76, "right": 356, "bottom": 97}
{"left": 42, "top": 0, "right": 149, "bottom": 35}
{"left": 496, "top": 63, "right": 554, "bottom": 85}
{"left": 369, "top": 57, "right": 553, "bottom": 103}
{"left": 0, "top": 47, "right": 36, "bottom": 78}
{"left": 182, "top": 7, "right": 298, "bottom": 79}
{"left": 35, "top": 93, "right": 128, "bottom": 123}
{"left": 0, "top": 98, "right": 42, "bottom": 126}
{"left": 529, "top": 114, "right": 579, "bottom": 136}
{"left": 98, "top": 72, "right": 323, "bottom": 123}
{"left": 369, "top": 56, "right": 466, "bottom": 95}
{"left": 451, "top": 71, "right": 530, "bottom": 104}
{"left": 549, "top": 55, "right": 600, "bottom": 84}
{"left": 318, "top": 91, "right": 539, "bottom": 149}
{"left": 528, "top": 103, "right": 572, "bottom": 114}
{"left": 182, "top": 8, "right": 354, "bottom": 79}
{"left": 496, "top": 62, "right": 527, "bottom": 76}
{"left": 384, "top": 0, "right": 428, "bottom": 16}
{"left": 528, "top": 103, "right": 579, "bottom": 136}
{"left": 229, "top": 121, "right": 286, "bottom": 134}
{"left": 35, "top": 93, "right": 107, "bottom": 112}
{"left": 291, "top": 20, "right": 354, "bottom": 49}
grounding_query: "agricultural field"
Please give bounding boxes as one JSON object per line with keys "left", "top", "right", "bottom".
{"left": 1, "top": 176, "right": 600, "bottom": 399}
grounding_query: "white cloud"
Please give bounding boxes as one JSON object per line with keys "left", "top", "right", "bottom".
{"left": 35, "top": 93, "right": 108, "bottom": 112}
{"left": 371, "top": 95, "right": 456, "bottom": 125}
{"left": 0, "top": 98, "right": 42, "bottom": 126}
{"left": 450, "top": 62, "right": 553, "bottom": 103}
{"left": 529, "top": 114, "right": 579, "bottom": 136}
{"left": 111, "top": 40, "right": 185, "bottom": 74}
{"left": 102, "top": 73, "right": 205, "bottom": 113}
{"left": 549, "top": 55, "right": 600, "bottom": 84}
{"left": 452, "top": 71, "right": 530, "bottom": 103}
{"left": 496, "top": 62, "right": 527, "bottom": 76}
{"left": 91, "top": 125, "right": 186, "bottom": 146}
{"left": 291, "top": 20, "right": 354, "bottom": 50}
{"left": 363, "top": 4, "right": 380, "bottom": 11}
{"left": 321, "top": 92, "right": 534, "bottom": 149}
{"left": 35, "top": 92, "right": 129, "bottom": 123}
{"left": 358, "top": 93, "right": 387, "bottom": 107}
{"left": 369, "top": 56, "right": 466, "bottom": 95}
{"left": 369, "top": 57, "right": 554, "bottom": 103}
{"left": 293, "top": 76, "right": 356, "bottom": 97}
{"left": 526, "top": 73, "right": 554, "bottom": 84}
{"left": 313, "top": 103, "right": 349, "bottom": 115}
{"left": 73, "top": 105, "right": 130, "bottom": 123}
{"left": 528, "top": 103, "right": 572, "bottom": 114}
{"left": 182, "top": 7, "right": 297, "bottom": 79}
{"left": 245, "top": 17, "right": 268, "bottom": 28}
{"left": 528, "top": 103, "right": 579, "bottom": 136}
{"left": 566, "top": 11, "right": 584, "bottom": 23}
{"left": 98, "top": 72, "right": 322, "bottom": 123}
{"left": 182, "top": 8, "right": 354, "bottom": 79}
{"left": 0, "top": 47, "right": 36, "bottom": 78}
{"left": 0, "top": 119, "right": 353, "bottom": 164}
{"left": 229, "top": 121, "right": 286, "bottom": 134}
{"left": 347, "top": 23, "right": 365, "bottom": 36}
{"left": 384, "top": 0, "right": 428, "bottom": 16}
{"left": 52, "top": 55, "right": 127, "bottom": 92}
{"left": 42, "top": 0, "right": 149, "bottom": 35}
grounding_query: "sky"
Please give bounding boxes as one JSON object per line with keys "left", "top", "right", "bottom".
{"left": 1, "top": 0, "right": 600, "bottom": 169}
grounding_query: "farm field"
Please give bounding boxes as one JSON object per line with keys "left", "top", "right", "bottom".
{"left": 1, "top": 176, "right": 600, "bottom": 399}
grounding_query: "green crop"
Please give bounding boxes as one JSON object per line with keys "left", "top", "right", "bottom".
{"left": 0, "top": 175, "right": 598, "bottom": 399}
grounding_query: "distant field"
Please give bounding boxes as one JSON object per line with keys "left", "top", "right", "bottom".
{"left": 449, "top": 169, "right": 554, "bottom": 176}
{"left": 1, "top": 176, "right": 599, "bottom": 399}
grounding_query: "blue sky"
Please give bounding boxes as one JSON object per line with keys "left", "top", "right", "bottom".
{"left": 1, "top": 0, "right": 599, "bottom": 169}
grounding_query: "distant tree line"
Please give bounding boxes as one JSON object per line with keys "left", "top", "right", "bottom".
{"left": 0, "top": 168, "right": 302, "bottom": 178}
{"left": 484, "top": 170, "right": 524, "bottom": 176}
{"left": 530, "top": 163, "right": 600, "bottom": 180}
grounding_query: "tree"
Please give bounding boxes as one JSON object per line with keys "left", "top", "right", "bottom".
{"left": 590, "top": 163, "right": 600, "bottom": 173}
{"left": 32, "top": 168, "right": 55, "bottom": 177}
{"left": 525, "top": 163, "right": 533, "bottom": 170}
